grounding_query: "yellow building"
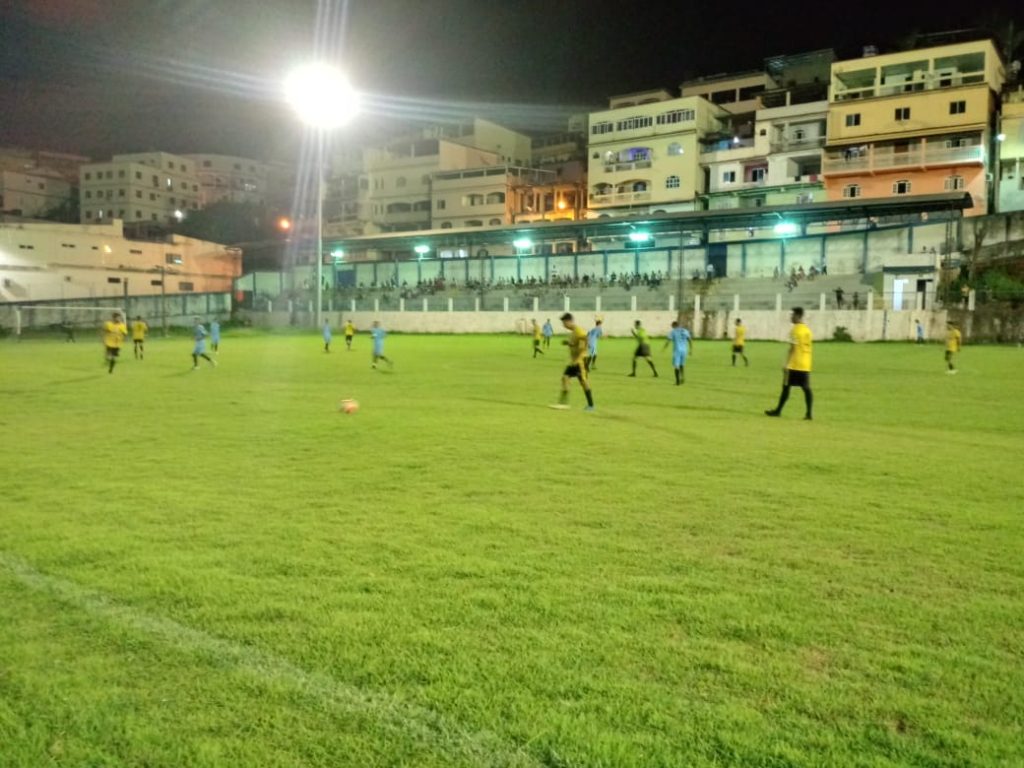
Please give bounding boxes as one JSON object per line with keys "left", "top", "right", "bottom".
{"left": 587, "top": 90, "right": 727, "bottom": 215}
{"left": 822, "top": 40, "right": 1005, "bottom": 215}
{"left": 997, "top": 88, "right": 1024, "bottom": 212}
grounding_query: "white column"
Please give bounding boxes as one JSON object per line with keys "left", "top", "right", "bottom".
{"left": 288, "top": 300, "right": 293, "bottom": 314}
{"left": 819, "top": 293, "right": 826, "bottom": 312}
{"left": 596, "top": 295, "right": 602, "bottom": 313}
{"left": 268, "top": 300, "right": 273, "bottom": 313}
{"left": 733, "top": 294, "right": 740, "bottom": 312}
{"left": 668, "top": 294, "right": 675, "bottom": 312}
{"left": 915, "top": 292, "right": 923, "bottom": 311}
{"left": 374, "top": 298, "right": 380, "bottom": 312}
{"left": 503, "top": 297, "right": 509, "bottom": 312}
{"left": 564, "top": 295, "right": 571, "bottom": 312}
{"left": 968, "top": 289, "right": 976, "bottom": 311}
{"left": 422, "top": 298, "right": 428, "bottom": 312}
{"left": 630, "top": 295, "right": 637, "bottom": 312}
{"left": 867, "top": 290, "right": 874, "bottom": 311}
{"left": 350, "top": 298, "right": 356, "bottom": 312}
{"left": 533, "top": 297, "right": 539, "bottom": 313}
{"left": 399, "top": 298, "right": 405, "bottom": 312}
{"left": 775, "top": 294, "right": 782, "bottom": 312}
{"left": 474, "top": 297, "right": 480, "bottom": 312}
{"left": 694, "top": 294, "right": 701, "bottom": 315}
{"left": 308, "top": 300, "right": 313, "bottom": 314}
{"left": 449, "top": 297, "right": 454, "bottom": 312}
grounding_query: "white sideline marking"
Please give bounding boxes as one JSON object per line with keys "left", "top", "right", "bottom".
{"left": 0, "top": 551, "right": 541, "bottom": 768}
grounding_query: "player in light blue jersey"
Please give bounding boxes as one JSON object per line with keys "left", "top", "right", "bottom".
{"left": 370, "top": 320, "right": 393, "bottom": 369}
{"left": 663, "top": 320, "right": 693, "bottom": 385}
{"left": 191, "top": 317, "right": 217, "bottom": 370}
{"left": 322, "top": 319, "right": 332, "bottom": 353}
{"left": 585, "top": 319, "right": 603, "bottom": 372}
{"left": 542, "top": 319, "right": 554, "bottom": 348}
{"left": 210, "top": 319, "right": 221, "bottom": 352}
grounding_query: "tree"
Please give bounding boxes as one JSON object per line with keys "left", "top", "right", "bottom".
{"left": 172, "top": 201, "right": 280, "bottom": 245}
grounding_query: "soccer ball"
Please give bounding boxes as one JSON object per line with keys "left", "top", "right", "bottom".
{"left": 339, "top": 398, "right": 359, "bottom": 414}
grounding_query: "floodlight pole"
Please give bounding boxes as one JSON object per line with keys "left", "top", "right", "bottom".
{"left": 315, "top": 130, "right": 324, "bottom": 329}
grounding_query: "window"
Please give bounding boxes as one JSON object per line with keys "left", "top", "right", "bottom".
{"left": 892, "top": 179, "right": 911, "bottom": 195}
{"left": 118, "top": 170, "right": 125, "bottom": 178}
{"left": 949, "top": 100, "right": 966, "bottom": 115}
{"left": 485, "top": 192, "right": 505, "bottom": 204}
{"left": 105, "top": 171, "right": 112, "bottom": 179}
{"left": 149, "top": 193, "right": 157, "bottom": 201}
{"left": 85, "top": 191, "right": 92, "bottom": 199}
{"left": 152, "top": 175, "right": 159, "bottom": 186}
{"left": 945, "top": 175, "right": 965, "bottom": 191}
{"left": 169, "top": 197, "right": 176, "bottom": 205}
{"left": 665, "top": 175, "right": 680, "bottom": 189}
{"left": 722, "top": 171, "right": 736, "bottom": 184}
{"left": 178, "top": 281, "right": 194, "bottom": 292}
{"left": 436, "top": 199, "right": 446, "bottom": 210}
{"left": 118, "top": 209, "right": 125, "bottom": 218}
{"left": 203, "top": 160, "right": 212, "bottom": 167}
{"left": 167, "top": 162, "right": 174, "bottom": 169}
{"left": 616, "top": 115, "right": 653, "bottom": 131}
{"left": 129, "top": 248, "right": 143, "bottom": 255}
{"left": 750, "top": 167, "right": 766, "bottom": 183}
{"left": 667, "top": 142, "right": 684, "bottom": 156}
{"left": 135, "top": 190, "right": 142, "bottom": 198}
{"left": 166, "top": 253, "right": 183, "bottom": 264}
{"left": 793, "top": 128, "right": 806, "bottom": 141}
{"left": 894, "top": 107, "right": 911, "bottom": 121}
{"left": 656, "top": 108, "right": 695, "bottom": 125}
{"left": 136, "top": 210, "right": 142, "bottom": 219}
{"left": 466, "top": 219, "right": 483, "bottom": 227}
{"left": 440, "top": 221, "right": 453, "bottom": 229}
{"left": 845, "top": 113, "right": 861, "bottom": 127}
{"left": 84, "top": 172, "right": 92, "bottom": 180}
{"left": 135, "top": 171, "right": 142, "bottom": 180}
{"left": 489, "top": 218, "right": 502, "bottom": 226}
{"left": 945, "top": 137, "right": 969, "bottom": 148}
{"left": 842, "top": 184, "right": 861, "bottom": 198}
{"left": 591, "top": 121, "right": 614, "bottom": 135}
{"left": 85, "top": 210, "right": 93, "bottom": 219}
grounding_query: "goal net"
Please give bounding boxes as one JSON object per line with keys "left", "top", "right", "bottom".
{"left": 12, "top": 305, "right": 127, "bottom": 341}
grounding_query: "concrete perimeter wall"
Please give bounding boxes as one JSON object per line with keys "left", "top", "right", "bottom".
{"left": 244, "top": 307, "right": 953, "bottom": 343}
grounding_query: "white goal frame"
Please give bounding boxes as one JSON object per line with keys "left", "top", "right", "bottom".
{"left": 13, "top": 305, "right": 126, "bottom": 339}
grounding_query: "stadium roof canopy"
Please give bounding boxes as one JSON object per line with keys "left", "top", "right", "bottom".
{"left": 326, "top": 192, "right": 972, "bottom": 253}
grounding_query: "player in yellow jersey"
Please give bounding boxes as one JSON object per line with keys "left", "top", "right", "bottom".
{"left": 765, "top": 307, "right": 813, "bottom": 420}
{"left": 131, "top": 315, "right": 149, "bottom": 360}
{"left": 945, "top": 322, "right": 962, "bottom": 374}
{"left": 532, "top": 319, "right": 544, "bottom": 358}
{"left": 731, "top": 318, "right": 748, "bottom": 367}
{"left": 628, "top": 320, "right": 658, "bottom": 377}
{"left": 101, "top": 311, "right": 128, "bottom": 374}
{"left": 344, "top": 320, "right": 356, "bottom": 351}
{"left": 551, "top": 312, "right": 594, "bottom": 411}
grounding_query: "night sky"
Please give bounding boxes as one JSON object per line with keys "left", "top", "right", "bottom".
{"left": 1, "top": 0, "right": 1021, "bottom": 161}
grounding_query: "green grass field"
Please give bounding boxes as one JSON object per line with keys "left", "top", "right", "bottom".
{"left": 1, "top": 330, "right": 1022, "bottom": 767}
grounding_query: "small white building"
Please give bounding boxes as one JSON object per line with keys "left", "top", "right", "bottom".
{"left": 0, "top": 168, "right": 71, "bottom": 218}
{"left": 0, "top": 218, "right": 240, "bottom": 304}
{"left": 188, "top": 154, "right": 271, "bottom": 207}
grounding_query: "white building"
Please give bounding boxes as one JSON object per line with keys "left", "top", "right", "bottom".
{"left": 997, "top": 88, "right": 1024, "bottom": 213}
{"left": 0, "top": 168, "right": 71, "bottom": 219}
{"left": 0, "top": 218, "right": 239, "bottom": 304}
{"left": 187, "top": 154, "right": 271, "bottom": 207}
{"left": 79, "top": 152, "right": 201, "bottom": 227}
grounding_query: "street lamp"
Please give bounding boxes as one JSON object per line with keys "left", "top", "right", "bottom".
{"left": 285, "top": 63, "right": 359, "bottom": 328}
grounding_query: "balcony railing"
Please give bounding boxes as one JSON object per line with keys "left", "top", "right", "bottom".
{"left": 603, "top": 159, "right": 653, "bottom": 173}
{"left": 700, "top": 138, "right": 757, "bottom": 154}
{"left": 589, "top": 191, "right": 653, "bottom": 205}
{"left": 769, "top": 137, "right": 826, "bottom": 153}
{"left": 832, "top": 72, "right": 986, "bottom": 102}
{"left": 822, "top": 144, "right": 984, "bottom": 174}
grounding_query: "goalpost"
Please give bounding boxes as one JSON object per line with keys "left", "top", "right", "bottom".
{"left": 13, "top": 305, "right": 126, "bottom": 341}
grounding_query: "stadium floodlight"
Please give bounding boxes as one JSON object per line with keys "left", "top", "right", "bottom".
{"left": 996, "top": 133, "right": 1006, "bottom": 142}
{"left": 513, "top": 238, "right": 533, "bottom": 250}
{"left": 773, "top": 221, "right": 799, "bottom": 236}
{"left": 628, "top": 231, "right": 652, "bottom": 243}
{"left": 285, "top": 62, "right": 360, "bottom": 330}
{"left": 331, "top": 248, "right": 345, "bottom": 262}
{"left": 414, "top": 245, "right": 430, "bottom": 257}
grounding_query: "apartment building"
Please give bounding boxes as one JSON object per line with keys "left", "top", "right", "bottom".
{"left": 997, "top": 88, "right": 1024, "bottom": 212}
{"left": 822, "top": 40, "right": 1005, "bottom": 215}
{"left": 702, "top": 99, "right": 827, "bottom": 210}
{"left": 0, "top": 168, "right": 71, "bottom": 218}
{"left": 328, "top": 119, "right": 534, "bottom": 236}
{"left": 432, "top": 166, "right": 557, "bottom": 229}
{"left": 79, "top": 151, "right": 201, "bottom": 226}
{"left": 188, "top": 154, "right": 270, "bottom": 207}
{"left": 587, "top": 90, "right": 728, "bottom": 216}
